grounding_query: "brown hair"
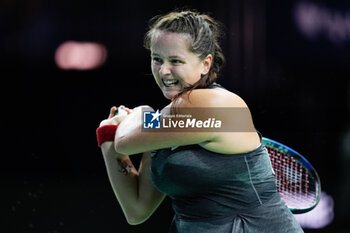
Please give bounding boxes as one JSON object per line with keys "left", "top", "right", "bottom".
{"left": 144, "top": 9, "right": 225, "bottom": 102}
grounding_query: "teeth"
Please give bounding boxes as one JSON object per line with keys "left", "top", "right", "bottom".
{"left": 164, "top": 80, "right": 177, "bottom": 84}
{"left": 163, "top": 79, "right": 179, "bottom": 86}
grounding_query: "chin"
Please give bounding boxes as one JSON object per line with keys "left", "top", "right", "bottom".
{"left": 163, "top": 90, "right": 179, "bottom": 100}
{"left": 163, "top": 93, "right": 175, "bottom": 100}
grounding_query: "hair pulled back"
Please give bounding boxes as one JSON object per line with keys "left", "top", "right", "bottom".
{"left": 144, "top": 9, "right": 225, "bottom": 100}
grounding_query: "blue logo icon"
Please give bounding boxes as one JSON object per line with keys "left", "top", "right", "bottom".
{"left": 143, "top": 110, "right": 161, "bottom": 129}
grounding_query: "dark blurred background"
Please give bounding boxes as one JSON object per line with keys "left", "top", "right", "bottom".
{"left": 1, "top": 0, "right": 349, "bottom": 232}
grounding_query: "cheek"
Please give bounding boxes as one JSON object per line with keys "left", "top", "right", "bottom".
{"left": 151, "top": 65, "right": 162, "bottom": 85}
{"left": 179, "top": 67, "right": 200, "bottom": 83}
{"left": 151, "top": 63, "right": 159, "bottom": 75}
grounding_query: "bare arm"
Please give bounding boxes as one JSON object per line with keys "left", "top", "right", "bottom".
{"left": 99, "top": 107, "right": 166, "bottom": 225}
{"left": 114, "top": 102, "right": 219, "bottom": 155}
{"left": 101, "top": 143, "right": 166, "bottom": 225}
{"left": 114, "top": 89, "right": 252, "bottom": 155}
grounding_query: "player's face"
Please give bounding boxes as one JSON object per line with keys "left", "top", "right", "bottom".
{"left": 150, "top": 30, "right": 210, "bottom": 100}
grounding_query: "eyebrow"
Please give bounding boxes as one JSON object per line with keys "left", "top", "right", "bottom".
{"left": 151, "top": 53, "right": 185, "bottom": 60}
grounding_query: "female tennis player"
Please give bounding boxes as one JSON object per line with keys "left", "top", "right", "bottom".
{"left": 96, "top": 10, "right": 303, "bottom": 233}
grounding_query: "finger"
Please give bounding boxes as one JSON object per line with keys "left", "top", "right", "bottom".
{"left": 109, "top": 106, "right": 117, "bottom": 118}
{"left": 120, "top": 106, "right": 131, "bottom": 114}
{"left": 112, "top": 105, "right": 124, "bottom": 116}
{"left": 120, "top": 106, "right": 129, "bottom": 114}
{"left": 124, "top": 108, "right": 132, "bottom": 114}
{"left": 117, "top": 106, "right": 128, "bottom": 116}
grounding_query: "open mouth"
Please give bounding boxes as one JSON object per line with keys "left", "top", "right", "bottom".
{"left": 162, "top": 79, "right": 179, "bottom": 87}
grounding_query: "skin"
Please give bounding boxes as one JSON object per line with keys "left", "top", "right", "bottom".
{"left": 99, "top": 30, "right": 261, "bottom": 225}
{"left": 113, "top": 31, "right": 260, "bottom": 155}
{"left": 150, "top": 30, "right": 212, "bottom": 100}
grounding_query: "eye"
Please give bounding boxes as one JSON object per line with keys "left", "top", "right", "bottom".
{"left": 171, "top": 59, "right": 183, "bottom": 65}
{"left": 152, "top": 57, "right": 163, "bottom": 64}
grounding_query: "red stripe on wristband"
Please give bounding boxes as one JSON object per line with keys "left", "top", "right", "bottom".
{"left": 96, "top": 125, "right": 118, "bottom": 147}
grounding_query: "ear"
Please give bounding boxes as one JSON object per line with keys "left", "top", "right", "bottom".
{"left": 200, "top": 54, "right": 213, "bottom": 76}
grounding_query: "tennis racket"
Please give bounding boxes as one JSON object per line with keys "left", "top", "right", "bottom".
{"left": 262, "top": 137, "right": 321, "bottom": 214}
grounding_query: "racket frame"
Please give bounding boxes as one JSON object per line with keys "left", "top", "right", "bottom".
{"left": 262, "top": 137, "right": 321, "bottom": 214}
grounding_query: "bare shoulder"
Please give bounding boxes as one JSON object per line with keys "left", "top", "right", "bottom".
{"left": 173, "top": 87, "right": 260, "bottom": 154}
{"left": 174, "top": 87, "right": 248, "bottom": 108}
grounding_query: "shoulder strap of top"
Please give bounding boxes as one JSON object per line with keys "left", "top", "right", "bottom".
{"left": 208, "top": 82, "right": 226, "bottom": 90}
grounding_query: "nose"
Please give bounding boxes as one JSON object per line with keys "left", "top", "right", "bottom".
{"left": 159, "top": 62, "right": 171, "bottom": 76}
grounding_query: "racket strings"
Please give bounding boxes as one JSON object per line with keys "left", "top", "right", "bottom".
{"left": 266, "top": 146, "right": 318, "bottom": 209}
{"left": 269, "top": 148, "right": 314, "bottom": 187}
